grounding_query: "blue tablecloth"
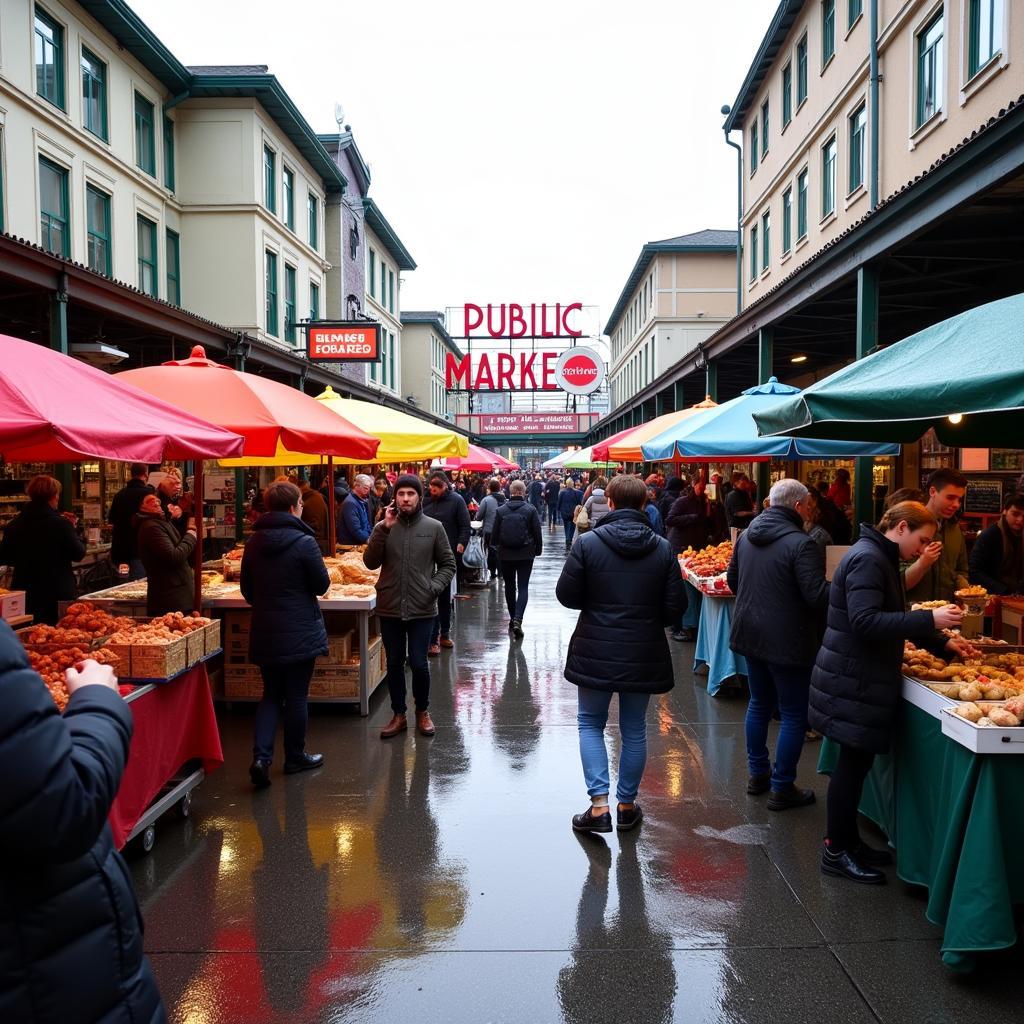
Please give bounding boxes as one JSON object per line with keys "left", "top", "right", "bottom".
{"left": 682, "top": 580, "right": 702, "bottom": 629}
{"left": 693, "top": 593, "right": 747, "bottom": 696}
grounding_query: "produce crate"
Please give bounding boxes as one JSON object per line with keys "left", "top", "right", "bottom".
{"left": 940, "top": 706, "right": 1024, "bottom": 753}
{"left": 0, "top": 590, "right": 26, "bottom": 621}
{"left": 185, "top": 630, "right": 206, "bottom": 666}
{"left": 128, "top": 635, "right": 187, "bottom": 680}
{"left": 309, "top": 636, "right": 381, "bottom": 700}
{"left": 224, "top": 666, "right": 264, "bottom": 699}
{"left": 15, "top": 627, "right": 106, "bottom": 656}
{"left": 204, "top": 618, "right": 222, "bottom": 655}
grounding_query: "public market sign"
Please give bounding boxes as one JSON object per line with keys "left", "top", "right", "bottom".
{"left": 444, "top": 346, "right": 605, "bottom": 394}
{"left": 306, "top": 322, "right": 381, "bottom": 362}
{"left": 477, "top": 413, "right": 581, "bottom": 432}
{"left": 461, "top": 302, "right": 584, "bottom": 338}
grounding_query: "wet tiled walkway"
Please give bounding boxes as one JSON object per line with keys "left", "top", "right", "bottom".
{"left": 134, "top": 535, "right": 1023, "bottom": 1023}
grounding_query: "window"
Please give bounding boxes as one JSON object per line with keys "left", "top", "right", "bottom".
{"left": 39, "top": 157, "right": 69, "bottom": 256}
{"left": 163, "top": 117, "right": 175, "bottom": 191}
{"left": 761, "top": 99, "right": 769, "bottom": 154}
{"left": 388, "top": 269, "right": 395, "bottom": 314}
{"left": 136, "top": 215, "right": 157, "bottom": 297}
{"left": 849, "top": 103, "right": 866, "bottom": 192}
{"left": 81, "top": 48, "right": 107, "bottom": 140}
{"left": 797, "top": 33, "right": 808, "bottom": 104}
{"left": 349, "top": 225, "right": 358, "bottom": 260}
{"left": 849, "top": 0, "right": 863, "bottom": 28}
{"left": 749, "top": 224, "right": 758, "bottom": 281}
{"left": 166, "top": 229, "right": 180, "bottom": 305}
{"left": 309, "top": 281, "right": 320, "bottom": 321}
{"left": 761, "top": 210, "right": 771, "bottom": 271}
{"left": 263, "top": 146, "right": 276, "bottom": 213}
{"left": 282, "top": 167, "right": 294, "bottom": 231}
{"left": 380, "top": 262, "right": 387, "bottom": 305}
{"left": 34, "top": 7, "right": 64, "bottom": 109}
{"left": 265, "top": 251, "right": 278, "bottom": 336}
{"left": 916, "top": 12, "right": 944, "bottom": 127}
{"left": 797, "top": 168, "right": 809, "bottom": 238}
{"left": 308, "top": 193, "right": 318, "bottom": 250}
{"left": 782, "top": 63, "right": 793, "bottom": 126}
{"left": 368, "top": 248, "right": 377, "bottom": 299}
{"left": 822, "top": 0, "right": 836, "bottom": 65}
{"left": 284, "top": 265, "right": 297, "bottom": 343}
{"left": 134, "top": 93, "right": 155, "bottom": 175}
{"left": 782, "top": 187, "right": 793, "bottom": 253}
{"left": 85, "top": 185, "right": 111, "bottom": 276}
{"left": 968, "top": 0, "right": 1002, "bottom": 78}
{"left": 822, "top": 136, "right": 837, "bottom": 217}
{"left": 749, "top": 120, "right": 759, "bottom": 174}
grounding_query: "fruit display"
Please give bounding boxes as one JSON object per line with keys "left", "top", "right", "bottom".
{"left": 27, "top": 646, "right": 122, "bottom": 710}
{"left": 106, "top": 611, "right": 212, "bottom": 646}
{"left": 679, "top": 541, "right": 733, "bottom": 578}
{"left": 903, "top": 641, "right": 1024, "bottom": 699}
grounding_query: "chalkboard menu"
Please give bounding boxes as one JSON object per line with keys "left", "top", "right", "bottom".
{"left": 965, "top": 478, "right": 1003, "bottom": 514}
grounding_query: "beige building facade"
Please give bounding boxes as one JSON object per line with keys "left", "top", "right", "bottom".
{"left": 400, "top": 311, "right": 469, "bottom": 421}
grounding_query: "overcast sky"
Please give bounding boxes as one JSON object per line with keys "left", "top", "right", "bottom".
{"left": 132, "top": 0, "right": 771, "bottom": 333}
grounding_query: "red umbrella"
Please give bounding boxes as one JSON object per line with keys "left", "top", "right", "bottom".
{"left": 439, "top": 444, "right": 518, "bottom": 472}
{"left": 0, "top": 334, "right": 244, "bottom": 462}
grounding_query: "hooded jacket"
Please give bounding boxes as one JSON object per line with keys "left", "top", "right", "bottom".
{"left": 337, "top": 492, "right": 372, "bottom": 545}
{"left": 726, "top": 505, "right": 830, "bottom": 667}
{"left": 666, "top": 489, "right": 711, "bottom": 553}
{"left": 422, "top": 486, "right": 471, "bottom": 553}
{"left": 492, "top": 497, "right": 543, "bottom": 562}
{"left": 240, "top": 512, "right": 330, "bottom": 665}
{"left": 556, "top": 509, "right": 685, "bottom": 692}
{"left": 136, "top": 508, "right": 196, "bottom": 616}
{"left": 584, "top": 488, "right": 611, "bottom": 528}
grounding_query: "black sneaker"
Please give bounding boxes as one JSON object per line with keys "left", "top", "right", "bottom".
{"left": 767, "top": 784, "right": 816, "bottom": 811}
{"left": 853, "top": 841, "right": 894, "bottom": 867}
{"left": 616, "top": 804, "right": 643, "bottom": 832}
{"left": 670, "top": 630, "right": 687, "bottom": 642}
{"left": 746, "top": 773, "right": 771, "bottom": 795}
{"left": 572, "top": 807, "right": 612, "bottom": 834}
{"left": 284, "top": 752, "right": 324, "bottom": 775}
{"left": 821, "top": 843, "right": 887, "bottom": 884}
{"left": 249, "top": 759, "right": 271, "bottom": 788}
{"left": 512, "top": 620, "right": 524, "bottom": 638}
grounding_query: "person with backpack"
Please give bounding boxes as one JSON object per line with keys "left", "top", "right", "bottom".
{"left": 492, "top": 480, "right": 543, "bottom": 638}
{"left": 477, "top": 477, "right": 507, "bottom": 580}
{"left": 584, "top": 477, "right": 611, "bottom": 528}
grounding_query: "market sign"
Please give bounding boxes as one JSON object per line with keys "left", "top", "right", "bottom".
{"left": 307, "top": 322, "right": 381, "bottom": 362}
{"left": 462, "top": 302, "right": 584, "bottom": 338}
{"left": 478, "top": 413, "right": 581, "bottom": 433}
{"left": 554, "top": 347, "right": 605, "bottom": 395}
{"left": 445, "top": 345, "right": 606, "bottom": 393}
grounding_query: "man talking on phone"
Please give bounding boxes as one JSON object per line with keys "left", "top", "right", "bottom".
{"left": 364, "top": 475, "right": 456, "bottom": 740}
{"left": 904, "top": 468, "right": 970, "bottom": 605}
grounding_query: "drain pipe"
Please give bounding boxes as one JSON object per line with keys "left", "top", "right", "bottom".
{"left": 869, "top": 0, "right": 880, "bottom": 208}
{"left": 721, "top": 105, "right": 744, "bottom": 314}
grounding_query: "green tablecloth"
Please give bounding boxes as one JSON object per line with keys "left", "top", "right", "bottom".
{"left": 819, "top": 702, "right": 1024, "bottom": 969}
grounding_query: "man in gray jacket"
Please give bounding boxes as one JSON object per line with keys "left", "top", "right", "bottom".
{"left": 477, "top": 477, "right": 507, "bottom": 580}
{"left": 364, "top": 474, "right": 456, "bottom": 739}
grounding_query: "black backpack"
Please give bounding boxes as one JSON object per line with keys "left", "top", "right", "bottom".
{"left": 499, "top": 504, "right": 532, "bottom": 549}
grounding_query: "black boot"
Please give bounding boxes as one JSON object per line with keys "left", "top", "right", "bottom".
{"left": 572, "top": 806, "right": 612, "bottom": 834}
{"left": 249, "top": 759, "right": 271, "bottom": 788}
{"left": 767, "top": 784, "right": 816, "bottom": 811}
{"left": 746, "top": 773, "right": 771, "bottom": 795}
{"left": 284, "top": 752, "right": 324, "bottom": 774}
{"left": 821, "top": 842, "right": 887, "bottom": 884}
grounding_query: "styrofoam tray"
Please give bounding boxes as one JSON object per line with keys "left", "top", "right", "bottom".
{"left": 939, "top": 707, "right": 1024, "bottom": 754}
{"left": 902, "top": 675, "right": 958, "bottom": 716}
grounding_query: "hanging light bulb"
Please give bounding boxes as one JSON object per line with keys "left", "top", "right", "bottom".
{"left": 947, "top": 413, "right": 963, "bottom": 425}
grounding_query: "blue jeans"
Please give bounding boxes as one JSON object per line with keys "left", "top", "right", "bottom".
{"left": 253, "top": 659, "right": 315, "bottom": 764}
{"left": 681, "top": 580, "right": 701, "bottom": 629}
{"left": 577, "top": 687, "right": 652, "bottom": 803}
{"left": 744, "top": 656, "right": 811, "bottom": 791}
{"left": 502, "top": 558, "right": 533, "bottom": 621}
{"left": 381, "top": 616, "right": 433, "bottom": 713}
{"left": 562, "top": 515, "right": 576, "bottom": 546}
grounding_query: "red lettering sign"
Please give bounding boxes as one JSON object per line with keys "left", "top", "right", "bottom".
{"left": 459, "top": 303, "right": 584, "bottom": 338}
{"left": 444, "top": 348, "right": 606, "bottom": 392}
{"left": 308, "top": 323, "right": 380, "bottom": 362}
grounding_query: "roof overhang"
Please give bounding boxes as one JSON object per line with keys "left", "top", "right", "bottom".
{"left": 363, "top": 199, "right": 417, "bottom": 270}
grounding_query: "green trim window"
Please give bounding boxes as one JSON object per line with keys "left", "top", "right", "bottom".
{"left": 388, "top": 268, "right": 395, "bottom": 314}
{"left": 265, "top": 250, "right": 278, "bottom": 337}
{"left": 782, "top": 187, "right": 793, "bottom": 253}
{"left": 822, "top": 136, "right": 837, "bottom": 218}
{"left": 968, "top": 0, "right": 1002, "bottom": 79}
{"left": 797, "top": 168, "right": 809, "bottom": 239}
{"left": 85, "top": 184, "right": 111, "bottom": 276}
{"left": 761, "top": 210, "right": 770, "bottom": 271}
{"left": 309, "top": 281, "right": 320, "bottom": 321}
{"left": 35, "top": 8, "right": 65, "bottom": 109}
{"left": 163, "top": 117, "right": 175, "bottom": 191}
{"left": 849, "top": 103, "right": 866, "bottom": 192}
{"left": 81, "top": 48, "right": 107, "bottom": 140}
{"left": 797, "top": 33, "right": 808, "bottom": 105}
{"left": 136, "top": 215, "right": 157, "bottom": 297}
{"left": 282, "top": 167, "right": 294, "bottom": 231}
{"left": 39, "top": 157, "right": 69, "bottom": 256}
{"left": 916, "top": 12, "right": 944, "bottom": 128}
{"left": 263, "top": 146, "right": 276, "bottom": 213}
{"left": 134, "top": 93, "right": 155, "bottom": 175}
{"left": 307, "top": 193, "right": 318, "bottom": 250}
{"left": 284, "top": 264, "right": 297, "bottom": 343}
{"left": 760, "top": 99, "right": 769, "bottom": 155}
{"left": 849, "top": 0, "right": 863, "bottom": 28}
{"left": 822, "top": 0, "right": 836, "bottom": 65}
{"left": 749, "top": 224, "right": 758, "bottom": 281}
{"left": 368, "top": 248, "right": 377, "bottom": 299}
{"left": 749, "top": 120, "right": 758, "bottom": 174}
{"left": 166, "top": 229, "right": 180, "bottom": 306}
{"left": 782, "top": 62, "right": 793, "bottom": 127}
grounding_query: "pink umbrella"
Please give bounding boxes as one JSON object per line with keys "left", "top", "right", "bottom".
{"left": 439, "top": 444, "right": 518, "bottom": 472}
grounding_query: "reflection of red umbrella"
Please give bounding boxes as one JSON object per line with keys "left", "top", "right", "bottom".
{"left": 0, "top": 334, "right": 243, "bottom": 462}
{"left": 439, "top": 443, "right": 518, "bottom": 472}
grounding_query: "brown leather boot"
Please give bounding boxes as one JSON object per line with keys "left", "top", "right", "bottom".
{"left": 416, "top": 711, "right": 436, "bottom": 736}
{"left": 380, "top": 713, "right": 408, "bottom": 739}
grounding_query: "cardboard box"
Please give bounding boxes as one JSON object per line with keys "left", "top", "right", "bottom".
{"left": 224, "top": 610, "right": 251, "bottom": 640}
{"left": 0, "top": 591, "right": 26, "bottom": 621}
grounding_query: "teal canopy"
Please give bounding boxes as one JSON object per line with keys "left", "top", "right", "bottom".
{"left": 641, "top": 378, "right": 899, "bottom": 461}
{"left": 753, "top": 293, "right": 1024, "bottom": 446}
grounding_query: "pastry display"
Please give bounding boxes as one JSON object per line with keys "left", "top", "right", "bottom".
{"left": 679, "top": 542, "right": 733, "bottom": 578}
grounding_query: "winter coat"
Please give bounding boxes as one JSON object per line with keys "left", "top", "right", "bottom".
{"left": 492, "top": 498, "right": 543, "bottom": 562}
{"left": 969, "top": 519, "right": 1024, "bottom": 596}
{"left": 300, "top": 485, "right": 331, "bottom": 556}
{"left": 0, "top": 621, "right": 165, "bottom": 1024}
{"left": 584, "top": 489, "right": 611, "bottom": 527}
{"left": 809, "top": 526, "right": 948, "bottom": 753}
{"left": 725, "top": 487, "right": 755, "bottom": 528}
{"left": 658, "top": 479, "right": 684, "bottom": 523}
{"left": 557, "top": 487, "right": 581, "bottom": 518}
{"left": 544, "top": 478, "right": 561, "bottom": 505}
{"left": 240, "top": 512, "right": 330, "bottom": 666}
{"left": 363, "top": 509, "right": 457, "bottom": 620}
{"left": 528, "top": 479, "right": 545, "bottom": 504}
{"left": 0, "top": 501, "right": 86, "bottom": 624}
{"left": 645, "top": 502, "right": 666, "bottom": 537}
{"left": 726, "top": 506, "right": 830, "bottom": 668}
{"left": 137, "top": 512, "right": 196, "bottom": 616}
{"left": 337, "top": 493, "right": 372, "bottom": 545}
{"left": 108, "top": 479, "right": 155, "bottom": 564}
{"left": 478, "top": 492, "right": 506, "bottom": 536}
{"left": 903, "top": 515, "right": 969, "bottom": 605}
{"left": 556, "top": 509, "right": 685, "bottom": 693}
{"left": 666, "top": 491, "right": 712, "bottom": 553}
{"left": 422, "top": 487, "right": 471, "bottom": 554}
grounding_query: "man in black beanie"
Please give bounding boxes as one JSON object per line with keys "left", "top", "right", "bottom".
{"left": 363, "top": 474, "right": 456, "bottom": 739}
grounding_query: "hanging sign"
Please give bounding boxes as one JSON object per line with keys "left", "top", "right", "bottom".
{"left": 445, "top": 346, "right": 606, "bottom": 393}
{"left": 306, "top": 321, "right": 381, "bottom": 361}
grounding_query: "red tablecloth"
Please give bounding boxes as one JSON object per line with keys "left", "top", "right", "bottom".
{"left": 109, "top": 663, "right": 223, "bottom": 849}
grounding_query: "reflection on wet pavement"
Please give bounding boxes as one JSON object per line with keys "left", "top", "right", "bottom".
{"left": 134, "top": 539, "right": 1023, "bottom": 1023}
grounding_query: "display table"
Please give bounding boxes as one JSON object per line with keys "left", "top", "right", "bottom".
{"left": 818, "top": 693, "right": 1024, "bottom": 970}
{"left": 111, "top": 664, "right": 223, "bottom": 850}
{"left": 693, "top": 593, "right": 747, "bottom": 696}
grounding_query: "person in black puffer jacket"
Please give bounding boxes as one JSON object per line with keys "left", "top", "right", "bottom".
{"left": 241, "top": 481, "right": 330, "bottom": 787}
{"left": 726, "top": 479, "right": 830, "bottom": 812}
{"left": 556, "top": 475, "right": 685, "bottom": 835}
{"left": 423, "top": 472, "right": 471, "bottom": 651}
{"left": 492, "top": 480, "right": 543, "bottom": 637}
{"left": 809, "top": 501, "right": 970, "bottom": 884}
{"left": 0, "top": 621, "right": 166, "bottom": 1024}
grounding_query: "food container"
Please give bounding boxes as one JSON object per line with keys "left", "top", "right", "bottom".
{"left": 940, "top": 706, "right": 1024, "bottom": 754}
{"left": 0, "top": 590, "right": 27, "bottom": 621}
{"left": 185, "top": 629, "right": 206, "bottom": 666}
{"left": 955, "top": 588, "right": 989, "bottom": 616}
{"left": 902, "top": 675, "right": 959, "bottom": 715}
{"left": 204, "top": 618, "right": 222, "bottom": 656}
{"left": 128, "top": 635, "right": 187, "bottom": 681}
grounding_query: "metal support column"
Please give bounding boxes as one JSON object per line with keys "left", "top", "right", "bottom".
{"left": 705, "top": 361, "right": 718, "bottom": 403}
{"left": 232, "top": 337, "right": 248, "bottom": 543}
{"left": 675, "top": 379, "right": 687, "bottom": 412}
{"left": 854, "top": 266, "right": 880, "bottom": 535}
{"left": 656, "top": 391, "right": 669, "bottom": 416}
{"left": 756, "top": 327, "right": 774, "bottom": 500}
{"left": 50, "top": 278, "right": 72, "bottom": 509}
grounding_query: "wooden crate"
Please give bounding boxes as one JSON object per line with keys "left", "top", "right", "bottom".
{"left": 129, "top": 635, "right": 187, "bottom": 680}
{"left": 204, "top": 618, "right": 222, "bottom": 655}
{"left": 185, "top": 630, "right": 206, "bottom": 666}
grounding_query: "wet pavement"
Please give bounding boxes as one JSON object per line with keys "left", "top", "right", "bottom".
{"left": 133, "top": 532, "right": 1024, "bottom": 1023}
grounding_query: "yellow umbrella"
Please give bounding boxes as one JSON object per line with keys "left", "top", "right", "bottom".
{"left": 220, "top": 386, "right": 469, "bottom": 466}
{"left": 606, "top": 397, "right": 717, "bottom": 462}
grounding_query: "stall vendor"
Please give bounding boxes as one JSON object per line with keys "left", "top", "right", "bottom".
{"left": 968, "top": 492, "right": 1024, "bottom": 595}
{"left": 903, "top": 468, "right": 969, "bottom": 605}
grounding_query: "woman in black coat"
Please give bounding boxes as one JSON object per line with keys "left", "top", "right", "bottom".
{"left": 0, "top": 475, "right": 85, "bottom": 624}
{"left": 809, "top": 501, "right": 971, "bottom": 884}
{"left": 556, "top": 475, "right": 685, "bottom": 835}
{"left": 241, "top": 481, "right": 330, "bottom": 787}
{"left": 136, "top": 494, "right": 197, "bottom": 616}
{"left": 0, "top": 621, "right": 165, "bottom": 1023}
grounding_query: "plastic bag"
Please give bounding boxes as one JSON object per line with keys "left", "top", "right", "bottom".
{"left": 462, "top": 533, "right": 487, "bottom": 569}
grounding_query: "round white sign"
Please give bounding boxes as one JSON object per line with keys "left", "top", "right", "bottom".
{"left": 554, "top": 346, "right": 606, "bottom": 396}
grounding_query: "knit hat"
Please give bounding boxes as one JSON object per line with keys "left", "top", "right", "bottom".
{"left": 394, "top": 473, "right": 423, "bottom": 498}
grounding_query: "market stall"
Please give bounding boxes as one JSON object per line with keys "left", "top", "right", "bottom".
{"left": 438, "top": 443, "right": 518, "bottom": 472}
{"left": 590, "top": 396, "right": 718, "bottom": 464}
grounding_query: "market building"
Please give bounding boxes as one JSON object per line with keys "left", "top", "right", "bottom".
{"left": 400, "top": 310, "right": 470, "bottom": 421}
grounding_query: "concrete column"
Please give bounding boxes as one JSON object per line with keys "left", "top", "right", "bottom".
{"left": 854, "top": 266, "right": 880, "bottom": 534}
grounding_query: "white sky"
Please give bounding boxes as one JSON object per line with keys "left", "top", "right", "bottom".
{"left": 131, "top": 0, "right": 772, "bottom": 334}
